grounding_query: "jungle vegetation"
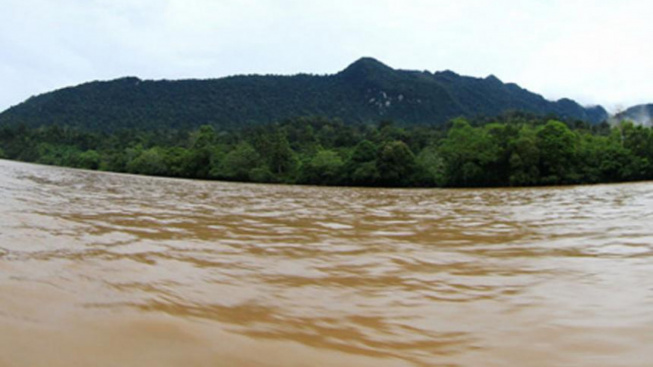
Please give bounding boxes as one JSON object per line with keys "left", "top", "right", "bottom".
{"left": 1, "top": 113, "right": 651, "bottom": 188}
{"left": 0, "top": 58, "right": 607, "bottom": 132}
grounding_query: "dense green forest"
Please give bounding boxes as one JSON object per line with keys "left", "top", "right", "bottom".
{"left": 0, "top": 58, "right": 608, "bottom": 132}
{"left": 1, "top": 113, "right": 652, "bottom": 188}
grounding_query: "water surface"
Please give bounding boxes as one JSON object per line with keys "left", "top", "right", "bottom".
{"left": 1, "top": 159, "right": 653, "bottom": 367}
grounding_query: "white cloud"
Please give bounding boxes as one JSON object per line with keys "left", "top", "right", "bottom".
{"left": 1, "top": 0, "right": 652, "bottom": 112}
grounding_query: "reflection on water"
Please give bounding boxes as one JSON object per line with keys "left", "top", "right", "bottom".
{"left": 1, "top": 159, "right": 653, "bottom": 367}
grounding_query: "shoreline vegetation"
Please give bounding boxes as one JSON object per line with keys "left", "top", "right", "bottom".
{"left": 1, "top": 113, "right": 652, "bottom": 188}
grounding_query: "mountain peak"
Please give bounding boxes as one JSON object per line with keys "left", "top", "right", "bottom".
{"left": 348, "top": 57, "right": 391, "bottom": 69}
{"left": 433, "top": 70, "right": 460, "bottom": 80}
{"left": 338, "top": 57, "right": 395, "bottom": 81}
{"left": 485, "top": 74, "right": 502, "bottom": 84}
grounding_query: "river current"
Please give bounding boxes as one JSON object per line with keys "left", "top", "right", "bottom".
{"left": 1, "top": 159, "right": 652, "bottom": 367}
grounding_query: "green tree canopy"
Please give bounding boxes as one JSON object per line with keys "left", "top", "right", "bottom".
{"left": 302, "top": 149, "right": 345, "bottom": 185}
{"left": 216, "top": 142, "right": 262, "bottom": 181}
{"left": 2, "top": 115, "right": 653, "bottom": 188}
{"left": 439, "top": 118, "right": 500, "bottom": 186}
{"left": 127, "top": 147, "right": 168, "bottom": 176}
{"left": 536, "top": 120, "right": 577, "bottom": 184}
{"left": 377, "top": 140, "right": 417, "bottom": 186}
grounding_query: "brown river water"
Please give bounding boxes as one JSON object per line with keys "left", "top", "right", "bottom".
{"left": 1, "top": 159, "right": 653, "bottom": 367}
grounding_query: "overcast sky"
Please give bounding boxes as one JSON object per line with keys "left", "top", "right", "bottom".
{"left": 1, "top": 0, "right": 651, "bottom": 113}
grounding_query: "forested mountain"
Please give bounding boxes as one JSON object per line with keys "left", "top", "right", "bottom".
{"left": 617, "top": 104, "right": 653, "bottom": 126}
{"left": 0, "top": 57, "right": 608, "bottom": 132}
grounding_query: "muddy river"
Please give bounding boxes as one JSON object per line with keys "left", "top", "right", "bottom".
{"left": 1, "top": 159, "right": 652, "bottom": 367}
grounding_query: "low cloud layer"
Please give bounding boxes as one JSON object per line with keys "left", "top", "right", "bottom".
{"left": 1, "top": 0, "right": 651, "bottom": 112}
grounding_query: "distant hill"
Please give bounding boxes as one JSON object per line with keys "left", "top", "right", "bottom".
{"left": 616, "top": 104, "right": 653, "bottom": 126}
{"left": 0, "top": 57, "right": 609, "bottom": 131}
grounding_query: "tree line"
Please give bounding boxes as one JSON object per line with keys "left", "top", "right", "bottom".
{"left": 1, "top": 113, "right": 652, "bottom": 188}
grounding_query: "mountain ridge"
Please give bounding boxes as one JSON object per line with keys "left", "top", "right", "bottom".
{"left": 0, "top": 57, "right": 609, "bottom": 131}
{"left": 617, "top": 104, "right": 653, "bottom": 126}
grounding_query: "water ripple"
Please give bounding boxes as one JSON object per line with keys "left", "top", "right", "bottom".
{"left": 1, "top": 160, "right": 653, "bottom": 367}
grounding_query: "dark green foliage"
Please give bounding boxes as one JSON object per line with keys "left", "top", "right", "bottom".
{"left": 2, "top": 115, "right": 653, "bottom": 188}
{"left": 266, "top": 130, "right": 296, "bottom": 177}
{"left": 77, "top": 150, "right": 101, "bottom": 170}
{"left": 127, "top": 147, "right": 168, "bottom": 176}
{"left": 350, "top": 161, "right": 380, "bottom": 186}
{"left": 508, "top": 126, "right": 540, "bottom": 186}
{"left": 377, "top": 141, "right": 417, "bottom": 186}
{"left": 350, "top": 140, "right": 378, "bottom": 163}
{"left": 345, "top": 140, "right": 379, "bottom": 185}
{"left": 536, "top": 120, "right": 577, "bottom": 184}
{"left": 439, "top": 119, "right": 501, "bottom": 186}
{"left": 415, "top": 146, "right": 446, "bottom": 186}
{"left": 0, "top": 58, "right": 608, "bottom": 133}
{"left": 215, "top": 142, "right": 262, "bottom": 181}
{"left": 301, "top": 150, "right": 345, "bottom": 185}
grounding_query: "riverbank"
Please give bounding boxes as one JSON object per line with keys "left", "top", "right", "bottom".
{"left": 1, "top": 115, "right": 651, "bottom": 188}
